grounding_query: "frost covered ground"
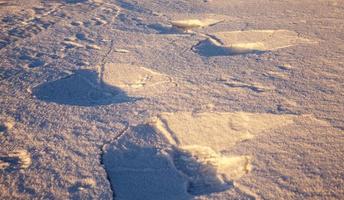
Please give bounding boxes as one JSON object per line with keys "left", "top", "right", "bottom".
{"left": 0, "top": 0, "right": 343, "bottom": 199}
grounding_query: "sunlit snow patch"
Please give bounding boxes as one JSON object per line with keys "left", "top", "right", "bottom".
{"left": 0, "top": 150, "right": 31, "bottom": 172}
{"left": 171, "top": 18, "right": 224, "bottom": 31}
{"left": 194, "top": 30, "right": 316, "bottom": 56}
{"left": 152, "top": 112, "right": 296, "bottom": 195}
{"left": 102, "top": 63, "right": 174, "bottom": 97}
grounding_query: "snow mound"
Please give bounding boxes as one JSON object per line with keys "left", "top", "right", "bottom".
{"left": 33, "top": 70, "right": 127, "bottom": 106}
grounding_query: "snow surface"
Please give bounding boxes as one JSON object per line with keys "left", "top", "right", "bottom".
{"left": 0, "top": 0, "right": 343, "bottom": 199}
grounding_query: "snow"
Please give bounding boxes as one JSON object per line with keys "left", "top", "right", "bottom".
{"left": 0, "top": 0, "right": 343, "bottom": 199}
